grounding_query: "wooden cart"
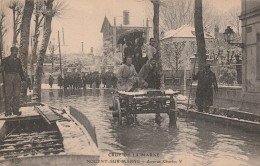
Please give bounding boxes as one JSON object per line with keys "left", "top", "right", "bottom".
{"left": 111, "top": 89, "right": 179, "bottom": 125}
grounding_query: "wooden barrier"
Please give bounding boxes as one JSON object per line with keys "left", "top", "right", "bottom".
{"left": 69, "top": 106, "right": 98, "bottom": 147}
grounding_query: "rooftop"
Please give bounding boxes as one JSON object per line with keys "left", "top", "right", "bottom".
{"left": 161, "top": 25, "right": 215, "bottom": 40}
{"left": 101, "top": 11, "right": 150, "bottom": 32}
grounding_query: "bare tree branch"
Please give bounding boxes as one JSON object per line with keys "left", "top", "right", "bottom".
{"left": 0, "top": 6, "right": 7, "bottom": 58}
{"left": 8, "top": 0, "right": 24, "bottom": 46}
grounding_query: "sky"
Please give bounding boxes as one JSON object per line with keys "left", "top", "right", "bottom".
{"left": 1, "top": 0, "right": 241, "bottom": 55}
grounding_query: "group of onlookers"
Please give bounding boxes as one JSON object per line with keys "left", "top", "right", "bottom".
{"left": 54, "top": 71, "right": 117, "bottom": 90}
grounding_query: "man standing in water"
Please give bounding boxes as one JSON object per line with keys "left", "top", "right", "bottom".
{"left": 1, "top": 47, "right": 25, "bottom": 116}
{"left": 192, "top": 64, "right": 218, "bottom": 112}
{"left": 49, "top": 75, "right": 54, "bottom": 89}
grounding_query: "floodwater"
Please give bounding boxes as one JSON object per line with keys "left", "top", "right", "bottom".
{"left": 40, "top": 89, "right": 260, "bottom": 166}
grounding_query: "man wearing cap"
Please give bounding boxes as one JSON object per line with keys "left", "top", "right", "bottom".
{"left": 192, "top": 64, "right": 218, "bottom": 112}
{"left": 145, "top": 38, "right": 157, "bottom": 64}
{"left": 138, "top": 58, "right": 161, "bottom": 89}
{"left": 117, "top": 56, "right": 139, "bottom": 91}
{"left": 0, "top": 46, "right": 25, "bottom": 116}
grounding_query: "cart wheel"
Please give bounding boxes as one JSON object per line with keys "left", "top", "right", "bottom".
{"left": 115, "top": 98, "right": 122, "bottom": 125}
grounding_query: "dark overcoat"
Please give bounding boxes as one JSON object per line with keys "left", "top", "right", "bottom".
{"left": 193, "top": 70, "right": 218, "bottom": 107}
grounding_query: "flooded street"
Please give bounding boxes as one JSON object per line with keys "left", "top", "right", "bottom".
{"left": 41, "top": 89, "right": 260, "bottom": 166}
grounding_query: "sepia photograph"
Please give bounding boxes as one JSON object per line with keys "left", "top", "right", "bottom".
{"left": 0, "top": 0, "right": 260, "bottom": 165}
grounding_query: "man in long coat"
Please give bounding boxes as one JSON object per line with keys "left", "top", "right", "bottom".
{"left": 49, "top": 75, "right": 54, "bottom": 88}
{"left": 57, "top": 74, "right": 63, "bottom": 89}
{"left": 192, "top": 64, "right": 218, "bottom": 112}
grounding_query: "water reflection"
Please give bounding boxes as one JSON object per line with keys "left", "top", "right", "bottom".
{"left": 39, "top": 89, "right": 260, "bottom": 166}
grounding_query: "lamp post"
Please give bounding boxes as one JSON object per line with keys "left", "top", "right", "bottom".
{"left": 223, "top": 26, "right": 244, "bottom": 48}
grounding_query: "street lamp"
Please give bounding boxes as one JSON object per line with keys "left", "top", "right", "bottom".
{"left": 223, "top": 26, "right": 244, "bottom": 48}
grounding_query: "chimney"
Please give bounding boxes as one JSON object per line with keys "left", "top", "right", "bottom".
{"left": 146, "top": 18, "right": 149, "bottom": 27}
{"left": 123, "top": 10, "right": 129, "bottom": 25}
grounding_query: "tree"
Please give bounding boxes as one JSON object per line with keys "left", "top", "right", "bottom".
{"left": 30, "top": 0, "right": 45, "bottom": 69}
{"left": 33, "top": 0, "right": 54, "bottom": 100}
{"left": 8, "top": 0, "right": 24, "bottom": 46}
{"left": 0, "top": 8, "right": 7, "bottom": 102}
{"left": 0, "top": 8, "right": 7, "bottom": 57}
{"left": 151, "top": 0, "right": 165, "bottom": 89}
{"left": 163, "top": 41, "right": 187, "bottom": 71}
{"left": 194, "top": 0, "right": 206, "bottom": 71}
{"left": 160, "top": 0, "right": 193, "bottom": 30}
{"left": 19, "top": 0, "right": 34, "bottom": 94}
{"left": 33, "top": 0, "right": 67, "bottom": 100}
{"left": 160, "top": 0, "right": 222, "bottom": 33}
{"left": 227, "top": 6, "right": 241, "bottom": 35}
{"left": 48, "top": 41, "right": 58, "bottom": 73}
{"left": 152, "top": 1, "right": 160, "bottom": 52}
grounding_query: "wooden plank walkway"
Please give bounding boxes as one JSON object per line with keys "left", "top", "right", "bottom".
{"left": 35, "top": 105, "right": 60, "bottom": 124}
{"left": 0, "top": 106, "right": 41, "bottom": 121}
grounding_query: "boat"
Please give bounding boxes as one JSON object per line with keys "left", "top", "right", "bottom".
{"left": 177, "top": 102, "right": 260, "bottom": 133}
{"left": 0, "top": 104, "right": 99, "bottom": 165}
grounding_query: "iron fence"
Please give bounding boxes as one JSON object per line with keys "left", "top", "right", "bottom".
{"left": 163, "top": 64, "right": 242, "bottom": 86}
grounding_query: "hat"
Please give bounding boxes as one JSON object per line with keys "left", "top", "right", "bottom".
{"left": 10, "top": 46, "right": 18, "bottom": 52}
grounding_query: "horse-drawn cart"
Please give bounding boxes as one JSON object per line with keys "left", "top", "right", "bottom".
{"left": 111, "top": 89, "right": 179, "bottom": 125}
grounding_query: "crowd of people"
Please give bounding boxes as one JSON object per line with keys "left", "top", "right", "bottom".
{"left": 54, "top": 72, "right": 117, "bottom": 90}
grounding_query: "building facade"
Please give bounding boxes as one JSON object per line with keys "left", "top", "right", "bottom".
{"left": 100, "top": 10, "right": 151, "bottom": 55}
{"left": 240, "top": 0, "right": 260, "bottom": 115}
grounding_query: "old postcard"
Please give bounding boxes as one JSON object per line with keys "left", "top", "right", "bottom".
{"left": 0, "top": 0, "right": 259, "bottom": 165}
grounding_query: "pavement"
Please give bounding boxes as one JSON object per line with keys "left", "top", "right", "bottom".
{"left": 41, "top": 84, "right": 109, "bottom": 90}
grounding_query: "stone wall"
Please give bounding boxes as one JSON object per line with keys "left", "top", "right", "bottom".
{"left": 191, "top": 84, "right": 242, "bottom": 109}
{"left": 191, "top": 84, "right": 260, "bottom": 115}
